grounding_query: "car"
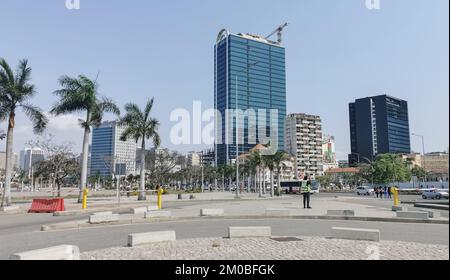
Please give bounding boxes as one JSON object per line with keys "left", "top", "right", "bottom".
{"left": 422, "top": 189, "right": 449, "bottom": 200}
{"left": 355, "top": 186, "right": 374, "bottom": 196}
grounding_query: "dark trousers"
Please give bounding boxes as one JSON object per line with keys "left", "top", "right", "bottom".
{"left": 302, "top": 193, "right": 311, "bottom": 208}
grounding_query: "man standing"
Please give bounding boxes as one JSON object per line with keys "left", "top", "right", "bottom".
{"left": 301, "top": 176, "right": 312, "bottom": 209}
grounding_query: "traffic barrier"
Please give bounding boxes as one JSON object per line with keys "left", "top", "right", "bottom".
{"left": 200, "top": 209, "right": 224, "bottom": 216}
{"left": 128, "top": 231, "right": 176, "bottom": 247}
{"left": 1, "top": 205, "right": 20, "bottom": 212}
{"left": 392, "top": 206, "right": 407, "bottom": 212}
{"left": 28, "top": 198, "right": 65, "bottom": 213}
{"left": 10, "top": 245, "right": 80, "bottom": 260}
{"left": 131, "top": 207, "right": 148, "bottom": 214}
{"left": 327, "top": 210, "right": 355, "bottom": 216}
{"left": 331, "top": 227, "right": 380, "bottom": 241}
{"left": 89, "top": 213, "right": 120, "bottom": 224}
{"left": 147, "top": 206, "right": 159, "bottom": 211}
{"left": 418, "top": 210, "right": 440, "bottom": 218}
{"left": 396, "top": 211, "right": 429, "bottom": 219}
{"left": 144, "top": 211, "right": 171, "bottom": 218}
{"left": 228, "top": 226, "right": 271, "bottom": 238}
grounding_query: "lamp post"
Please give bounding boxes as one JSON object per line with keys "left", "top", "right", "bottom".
{"left": 234, "top": 61, "right": 259, "bottom": 199}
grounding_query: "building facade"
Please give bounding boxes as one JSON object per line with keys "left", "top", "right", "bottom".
{"left": 349, "top": 95, "right": 411, "bottom": 166}
{"left": 421, "top": 152, "right": 449, "bottom": 181}
{"left": 90, "top": 121, "right": 137, "bottom": 177}
{"left": 214, "top": 29, "right": 287, "bottom": 166}
{"left": 322, "top": 135, "right": 338, "bottom": 172}
{"left": 18, "top": 148, "right": 44, "bottom": 173}
{"left": 285, "top": 113, "right": 323, "bottom": 177}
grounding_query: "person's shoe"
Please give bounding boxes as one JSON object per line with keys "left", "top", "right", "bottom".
{"left": 307, "top": 206, "right": 312, "bottom": 209}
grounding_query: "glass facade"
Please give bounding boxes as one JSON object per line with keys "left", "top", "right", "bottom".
{"left": 215, "top": 31, "right": 287, "bottom": 165}
{"left": 90, "top": 124, "right": 114, "bottom": 177}
{"left": 348, "top": 95, "right": 411, "bottom": 166}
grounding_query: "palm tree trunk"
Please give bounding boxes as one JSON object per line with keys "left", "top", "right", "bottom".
{"left": 247, "top": 174, "right": 251, "bottom": 193}
{"left": 78, "top": 126, "right": 91, "bottom": 203}
{"left": 254, "top": 172, "right": 257, "bottom": 193}
{"left": 270, "top": 169, "right": 274, "bottom": 197}
{"left": 1, "top": 113, "right": 15, "bottom": 207}
{"left": 277, "top": 170, "right": 281, "bottom": 196}
{"left": 138, "top": 138, "right": 146, "bottom": 200}
{"left": 258, "top": 167, "right": 262, "bottom": 197}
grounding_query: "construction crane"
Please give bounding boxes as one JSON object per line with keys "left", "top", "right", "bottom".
{"left": 265, "top": 22, "right": 289, "bottom": 44}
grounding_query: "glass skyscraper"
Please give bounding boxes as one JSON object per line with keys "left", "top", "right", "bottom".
{"left": 214, "top": 29, "right": 287, "bottom": 166}
{"left": 348, "top": 95, "right": 411, "bottom": 166}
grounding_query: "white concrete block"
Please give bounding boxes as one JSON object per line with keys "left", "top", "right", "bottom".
{"left": 200, "top": 209, "right": 224, "bottom": 216}
{"left": 89, "top": 213, "right": 120, "bottom": 224}
{"left": 131, "top": 207, "right": 148, "bottom": 214}
{"left": 419, "top": 210, "right": 440, "bottom": 218}
{"left": 392, "top": 206, "right": 407, "bottom": 212}
{"left": 144, "top": 211, "right": 171, "bottom": 218}
{"left": 396, "top": 211, "right": 429, "bottom": 219}
{"left": 331, "top": 227, "right": 380, "bottom": 241}
{"left": 1, "top": 205, "right": 20, "bottom": 212}
{"left": 147, "top": 206, "right": 159, "bottom": 211}
{"left": 265, "top": 208, "right": 291, "bottom": 216}
{"left": 92, "top": 211, "right": 113, "bottom": 216}
{"left": 228, "top": 226, "right": 271, "bottom": 238}
{"left": 10, "top": 245, "right": 80, "bottom": 260}
{"left": 327, "top": 210, "right": 355, "bottom": 216}
{"left": 128, "top": 231, "right": 176, "bottom": 247}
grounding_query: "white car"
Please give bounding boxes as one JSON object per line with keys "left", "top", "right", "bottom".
{"left": 422, "top": 189, "right": 449, "bottom": 200}
{"left": 355, "top": 186, "right": 374, "bottom": 196}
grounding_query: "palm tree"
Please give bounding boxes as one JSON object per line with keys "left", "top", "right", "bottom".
{"left": 51, "top": 75, "right": 120, "bottom": 202}
{"left": 119, "top": 98, "right": 160, "bottom": 200}
{"left": 262, "top": 154, "right": 275, "bottom": 197}
{"left": 273, "top": 151, "right": 288, "bottom": 196}
{"left": 0, "top": 58, "right": 48, "bottom": 206}
{"left": 249, "top": 151, "right": 263, "bottom": 197}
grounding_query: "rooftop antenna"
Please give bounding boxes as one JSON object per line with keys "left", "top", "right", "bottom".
{"left": 265, "top": 22, "right": 289, "bottom": 44}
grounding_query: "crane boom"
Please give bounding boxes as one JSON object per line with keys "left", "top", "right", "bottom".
{"left": 265, "top": 22, "right": 288, "bottom": 44}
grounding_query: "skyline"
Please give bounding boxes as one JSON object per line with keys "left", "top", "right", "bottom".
{"left": 0, "top": 0, "right": 449, "bottom": 159}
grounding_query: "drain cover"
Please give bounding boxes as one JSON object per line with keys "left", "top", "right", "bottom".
{"left": 271, "top": 237, "right": 303, "bottom": 242}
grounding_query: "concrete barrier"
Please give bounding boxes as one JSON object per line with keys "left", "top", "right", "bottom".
{"left": 331, "top": 227, "right": 380, "bottom": 241}
{"left": 265, "top": 208, "right": 291, "bottom": 216}
{"left": 144, "top": 211, "right": 171, "bottom": 218}
{"left": 89, "top": 213, "right": 120, "bottom": 224}
{"left": 200, "top": 209, "right": 224, "bottom": 216}
{"left": 327, "top": 210, "right": 355, "bottom": 216}
{"left": 419, "top": 210, "right": 440, "bottom": 218}
{"left": 131, "top": 207, "right": 148, "bottom": 215}
{"left": 228, "top": 226, "right": 271, "bottom": 238}
{"left": 396, "top": 211, "right": 429, "bottom": 219}
{"left": 147, "top": 206, "right": 159, "bottom": 211}
{"left": 92, "top": 211, "right": 113, "bottom": 216}
{"left": 1, "top": 206, "right": 20, "bottom": 212}
{"left": 10, "top": 245, "right": 80, "bottom": 260}
{"left": 128, "top": 231, "right": 176, "bottom": 247}
{"left": 392, "top": 206, "right": 407, "bottom": 212}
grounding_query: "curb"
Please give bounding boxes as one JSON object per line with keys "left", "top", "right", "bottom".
{"left": 414, "top": 203, "right": 449, "bottom": 211}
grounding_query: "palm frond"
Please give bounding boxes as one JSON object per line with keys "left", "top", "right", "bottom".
{"left": 98, "top": 97, "right": 120, "bottom": 116}
{"left": 15, "top": 59, "right": 32, "bottom": 89}
{"left": 21, "top": 103, "right": 48, "bottom": 133}
{"left": 144, "top": 98, "right": 154, "bottom": 121}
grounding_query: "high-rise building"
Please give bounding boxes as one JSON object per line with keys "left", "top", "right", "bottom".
{"left": 18, "top": 148, "right": 44, "bottom": 173}
{"left": 200, "top": 149, "right": 215, "bottom": 166}
{"left": 214, "top": 29, "right": 287, "bottom": 165}
{"left": 285, "top": 113, "right": 323, "bottom": 177}
{"left": 90, "top": 121, "right": 137, "bottom": 177}
{"left": 322, "top": 135, "right": 338, "bottom": 172}
{"left": 349, "top": 95, "right": 411, "bottom": 166}
{"left": 186, "top": 151, "right": 201, "bottom": 167}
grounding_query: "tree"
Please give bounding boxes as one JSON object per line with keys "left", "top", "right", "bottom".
{"left": 29, "top": 134, "right": 80, "bottom": 197}
{"left": 411, "top": 166, "right": 427, "bottom": 181}
{"left": 262, "top": 154, "right": 275, "bottom": 197}
{"left": 0, "top": 58, "right": 48, "bottom": 206}
{"left": 51, "top": 75, "right": 120, "bottom": 202}
{"left": 249, "top": 151, "right": 263, "bottom": 197}
{"left": 372, "top": 153, "right": 411, "bottom": 185}
{"left": 119, "top": 98, "right": 160, "bottom": 200}
{"left": 272, "top": 151, "right": 289, "bottom": 196}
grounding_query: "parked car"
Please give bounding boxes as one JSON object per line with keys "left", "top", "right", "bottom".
{"left": 422, "top": 189, "right": 449, "bottom": 200}
{"left": 355, "top": 186, "right": 374, "bottom": 196}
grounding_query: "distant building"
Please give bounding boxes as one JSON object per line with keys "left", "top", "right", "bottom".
{"left": 349, "top": 95, "right": 411, "bottom": 166}
{"left": 200, "top": 149, "right": 215, "bottom": 166}
{"left": 421, "top": 152, "right": 449, "bottom": 181}
{"left": 186, "top": 151, "right": 201, "bottom": 167}
{"left": 322, "top": 135, "right": 338, "bottom": 172}
{"left": 90, "top": 121, "right": 137, "bottom": 177}
{"left": 18, "top": 148, "right": 44, "bottom": 174}
{"left": 285, "top": 113, "right": 323, "bottom": 177}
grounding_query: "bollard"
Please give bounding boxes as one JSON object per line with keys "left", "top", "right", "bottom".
{"left": 82, "top": 188, "right": 88, "bottom": 210}
{"left": 392, "top": 187, "right": 399, "bottom": 207}
{"left": 157, "top": 187, "right": 163, "bottom": 209}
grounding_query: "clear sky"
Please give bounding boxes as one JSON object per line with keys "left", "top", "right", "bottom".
{"left": 1, "top": 0, "right": 448, "bottom": 159}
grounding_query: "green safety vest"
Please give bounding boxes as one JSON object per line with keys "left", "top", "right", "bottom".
{"left": 301, "top": 182, "right": 311, "bottom": 193}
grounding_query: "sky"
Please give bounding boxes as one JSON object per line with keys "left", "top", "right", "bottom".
{"left": 0, "top": 0, "right": 449, "bottom": 160}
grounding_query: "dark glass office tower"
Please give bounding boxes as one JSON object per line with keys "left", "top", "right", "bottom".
{"left": 348, "top": 95, "right": 411, "bottom": 166}
{"left": 214, "top": 29, "right": 287, "bottom": 166}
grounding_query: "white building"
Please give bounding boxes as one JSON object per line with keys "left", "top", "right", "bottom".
{"left": 186, "top": 151, "right": 201, "bottom": 167}
{"left": 285, "top": 113, "right": 323, "bottom": 177}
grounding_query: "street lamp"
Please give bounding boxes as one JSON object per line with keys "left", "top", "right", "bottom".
{"left": 234, "top": 61, "right": 259, "bottom": 199}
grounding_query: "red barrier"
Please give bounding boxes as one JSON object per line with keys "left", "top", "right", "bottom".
{"left": 28, "top": 198, "right": 65, "bottom": 213}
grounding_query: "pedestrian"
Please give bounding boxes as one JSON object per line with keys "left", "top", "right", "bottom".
{"left": 379, "top": 187, "right": 383, "bottom": 199}
{"left": 384, "top": 186, "right": 388, "bottom": 198}
{"left": 301, "top": 175, "right": 312, "bottom": 209}
{"left": 388, "top": 186, "right": 392, "bottom": 199}
{"left": 375, "top": 187, "right": 379, "bottom": 198}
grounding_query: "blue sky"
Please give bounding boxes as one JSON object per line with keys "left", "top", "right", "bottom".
{"left": 0, "top": 0, "right": 448, "bottom": 159}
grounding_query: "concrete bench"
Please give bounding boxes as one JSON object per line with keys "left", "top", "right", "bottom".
{"left": 128, "top": 231, "right": 176, "bottom": 247}
{"left": 89, "top": 213, "right": 120, "bottom": 224}
{"left": 131, "top": 207, "right": 148, "bottom": 215}
{"left": 228, "top": 226, "right": 271, "bottom": 238}
{"left": 331, "top": 227, "right": 380, "bottom": 241}
{"left": 144, "top": 211, "right": 171, "bottom": 218}
{"left": 396, "top": 211, "right": 429, "bottom": 220}
{"left": 419, "top": 210, "right": 440, "bottom": 218}
{"left": 10, "top": 245, "right": 80, "bottom": 260}
{"left": 327, "top": 210, "right": 355, "bottom": 216}
{"left": 392, "top": 206, "right": 407, "bottom": 212}
{"left": 200, "top": 209, "right": 224, "bottom": 216}
{"left": 265, "top": 208, "right": 291, "bottom": 216}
